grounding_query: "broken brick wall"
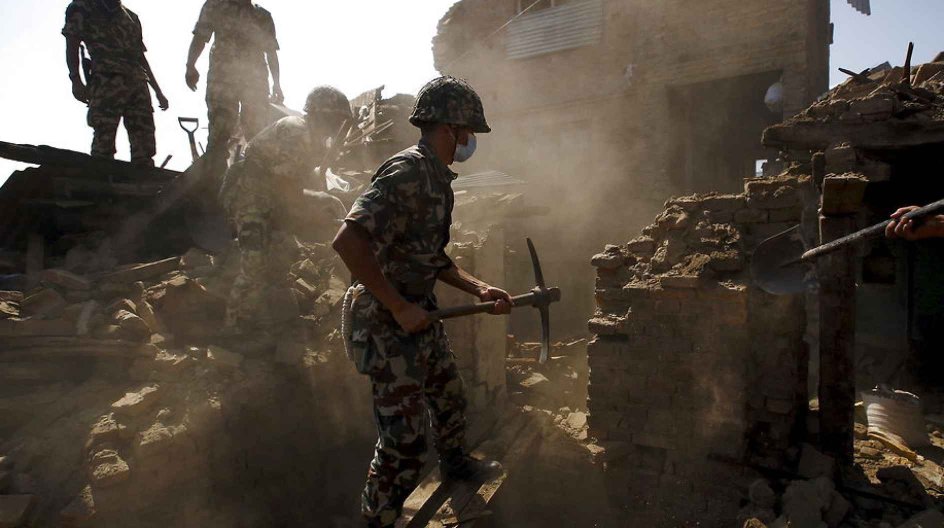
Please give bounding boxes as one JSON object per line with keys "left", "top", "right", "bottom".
{"left": 587, "top": 176, "right": 809, "bottom": 524}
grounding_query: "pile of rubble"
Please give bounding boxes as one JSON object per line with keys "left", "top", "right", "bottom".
{"left": 0, "top": 238, "right": 371, "bottom": 527}
{"left": 765, "top": 53, "right": 944, "bottom": 150}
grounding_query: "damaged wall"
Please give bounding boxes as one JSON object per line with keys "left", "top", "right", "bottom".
{"left": 587, "top": 177, "right": 809, "bottom": 524}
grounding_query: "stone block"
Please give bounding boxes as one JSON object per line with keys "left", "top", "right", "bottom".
{"left": 701, "top": 194, "right": 747, "bottom": 212}
{"left": 798, "top": 443, "right": 835, "bottom": 480}
{"left": 626, "top": 236, "right": 656, "bottom": 257}
{"left": 293, "top": 278, "right": 319, "bottom": 299}
{"left": 180, "top": 248, "right": 213, "bottom": 269}
{"left": 87, "top": 414, "right": 128, "bottom": 449}
{"left": 849, "top": 95, "right": 897, "bottom": 121}
{"left": 21, "top": 288, "right": 67, "bottom": 318}
{"left": 113, "top": 310, "right": 151, "bottom": 342}
{"left": 592, "top": 245, "right": 628, "bottom": 270}
{"left": 59, "top": 485, "right": 96, "bottom": 525}
{"left": 135, "top": 422, "right": 193, "bottom": 461}
{"left": 0, "top": 495, "right": 35, "bottom": 528}
{"left": 39, "top": 269, "right": 91, "bottom": 291}
{"left": 824, "top": 143, "right": 857, "bottom": 174}
{"left": 821, "top": 174, "right": 868, "bottom": 215}
{"left": 89, "top": 450, "right": 130, "bottom": 488}
{"left": 734, "top": 208, "right": 769, "bottom": 224}
{"left": 660, "top": 275, "right": 700, "bottom": 289}
{"left": 111, "top": 385, "right": 161, "bottom": 418}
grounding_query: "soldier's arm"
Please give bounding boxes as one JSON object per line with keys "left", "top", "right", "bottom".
{"left": 267, "top": 48, "right": 283, "bottom": 103}
{"left": 186, "top": 2, "right": 213, "bottom": 91}
{"left": 64, "top": 36, "right": 87, "bottom": 103}
{"left": 185, "top": 37, "right": 206, "bottom": 91}
{"left": 438, "top": 265, "right": 513, "bottom": 314}
{"left": 332, "top": 222, "right": 430, "bottom": 333}
{"left": 141, "top": 54, "right": 169, "bottom": 111}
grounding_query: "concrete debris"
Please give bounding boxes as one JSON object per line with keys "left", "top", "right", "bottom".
{"left": 206, "top": 346, "right": 244, "bottom": 369}
{"left": 798, "top": 443, "right": 836, "bottom": 480}
{"left": 111, "top": 386, "right": 161, "bottom": 418}
{"left": 89, "top": 450, "right": 130, "bottom": 488}
{"left": 59, "top": 485, "right": 96, "bottom": 525}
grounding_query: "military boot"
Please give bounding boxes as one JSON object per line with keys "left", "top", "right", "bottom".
{"left": 439, "top": 449, "right": 503, "bottom": 481}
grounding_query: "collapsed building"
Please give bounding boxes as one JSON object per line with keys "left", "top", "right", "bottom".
{"left": 587, "top": 53, "right": 944, "bottom": 527}
{"left": 433, "top": 0, "right": 832, "bottom": 337}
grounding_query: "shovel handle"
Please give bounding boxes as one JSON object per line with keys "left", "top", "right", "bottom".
{"left": 801, "top": 197, "right": 944, "bottom": 262}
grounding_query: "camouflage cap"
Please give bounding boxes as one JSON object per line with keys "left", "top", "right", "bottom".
{"left": 304, "top": 86, "right": 353, "bottom": 120}
{"left": 409, "top": 76, "right": 491, "bottom": 133}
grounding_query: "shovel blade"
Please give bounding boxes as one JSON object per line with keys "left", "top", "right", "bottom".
{"left": 751, "top": 225, "right": 813, "bottom": 296}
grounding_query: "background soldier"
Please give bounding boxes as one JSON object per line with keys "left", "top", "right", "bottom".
{"left": 219, "top": 86, "right": 352, "bottom": 334}
{"left": 63, "top": 0, "right": 169, "bottom": 167}
{"left": 186, "top": 0, "right": 283, "bottom": 161}
{"left": 332, "top": 77, "right": 512, "bottom": 528}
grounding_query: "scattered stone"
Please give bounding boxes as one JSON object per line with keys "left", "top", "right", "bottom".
{"left": 824, "top": 490, "right": 851, "bottom": 528}
{"left": 749, "top": 479, "right": 777, "bottom": 509}
{"left": 89, "top": 450, "right": 130, "bottom": 488}
{"left": 0, "top": 495, "right": 35, "bottom": 528}
{"left": 798, "top": 443, "right": 835, "bottom": 479}
{"left": 113, "top": 310, "right": 151, "bottom": 342}
{"left": 39, "top": 268, "right": 92, "bottom": 291}
{"left": 156, "top": 277, "right": 225, "bottom": 338}
{"left": 59, "top": 485, "right": 96, "bottom": 525}
{"left": 105, "top": 298, "right": 137, "bottom": 315}
{"left": 781, "top": 477, "right": 833, "bottom": 527}
{"left": 21, "top": 288, "right": 67, "bottom": 318}
{"left": 207, "top": 345, "right": 244, "bottom": 369}
{"left": 0, "top": 292, "right": 23, "bottom": 303}
{"left": 293, "top": 278, "right": 319, "bottom": 299}
{"left": 180, "top": 248, "right": 213, "bottom": 269}
{"left": 135, "top": 422, "right": 193, "bottom": 460}
{"left": 86, "top": 414, "right": 127, "bottom": 449}
{"left": 111, "top": 385, "right": 161, "bottom": 418}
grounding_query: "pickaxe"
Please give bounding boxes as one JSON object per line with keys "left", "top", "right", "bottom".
{"left": 428, "top": 238, "right": 562, "bottom": 363}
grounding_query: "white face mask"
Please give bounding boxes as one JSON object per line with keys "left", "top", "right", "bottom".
{"left": 451, "top": 128, "right": 477, "bottom": 163}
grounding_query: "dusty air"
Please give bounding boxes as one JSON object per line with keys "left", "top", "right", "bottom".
{"left": 1, "top": 0, "right": 944, "bottom": 527}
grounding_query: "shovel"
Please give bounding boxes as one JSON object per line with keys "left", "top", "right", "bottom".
{"left": 752, "top": 198, "right": 944, "bottom": 295}
{"left": 178, "top": 117, "right": 200, "bottom": 162}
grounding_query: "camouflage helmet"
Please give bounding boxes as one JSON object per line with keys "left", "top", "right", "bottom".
{"left": 409, "top": 76, "right": 491, "bottom": 133}
{"left": 303, "top": 86, "right": 353, "bottom": 120}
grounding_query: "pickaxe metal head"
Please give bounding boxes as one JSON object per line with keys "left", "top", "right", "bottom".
{"left": 527, "top": 238, "right": 559, "bottom": 363}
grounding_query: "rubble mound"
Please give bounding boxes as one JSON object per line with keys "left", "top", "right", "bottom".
{"left": 0, "top": 242, "right": 374, "bottom": 527}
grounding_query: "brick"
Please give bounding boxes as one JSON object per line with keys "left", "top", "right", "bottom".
{"left": 700, "top": 194, "right": 746, "bottom": 212}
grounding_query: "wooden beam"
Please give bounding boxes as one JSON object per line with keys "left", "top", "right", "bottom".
{"left": 763, "top": 121, "right": 944, "bottom": 151}
{"left": 818, "top": 214, "right": 857, "bottom": 463}
{"left": 0, "top": 140, "right": 179, "bottom": 181}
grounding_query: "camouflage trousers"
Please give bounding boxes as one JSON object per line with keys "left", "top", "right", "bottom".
{"left": 220, "top": 162, "right": 299, "bottom": 329}
{"left": 361, "top": 318, "right": 467, "bottom": 527}
{"left": 206, "top": 75, "right": 270, "bottom": 154}
{"left": 87, "top": 73, "right": 155, "bottom": 166}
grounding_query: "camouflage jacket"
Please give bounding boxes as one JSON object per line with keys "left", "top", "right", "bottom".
{"left": 346, "top": 140, "right": 457, "bottom": 300}
{"left": 243, "top": 116, "right": 322, "bottom": 180}
{"left": 193, "top": 0, "right": 278, "bottom": 84}
{"left": 62, "top": 0, "right": 147, "bottom": 80}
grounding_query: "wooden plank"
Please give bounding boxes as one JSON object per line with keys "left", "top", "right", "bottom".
{"left": 96, "top": 257, "right": 180, "bottom": 284}
{"left": 399, "top": 410, "right": 534, "bottom": 528}
{"left": 451, "top": 418, "right": 544, "bottom": 527}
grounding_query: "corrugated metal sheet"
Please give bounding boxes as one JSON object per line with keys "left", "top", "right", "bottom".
{"left": 847, "top": 0, "right": 871, "bottom": 15}
{"left": 507, "top": 0, "right": 603, "bottom": 60}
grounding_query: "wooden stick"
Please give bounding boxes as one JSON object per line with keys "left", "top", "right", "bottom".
{"left": 903, "top": 41, "right": 915, "bottom": 87}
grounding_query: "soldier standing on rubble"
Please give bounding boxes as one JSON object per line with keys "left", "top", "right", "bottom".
{"left": 185, "top": 0, "right": 283, "bottom": 161}
{"left": 332, "top": 76, "right": 512, "bottom": 528}
{"left": 220, "top": 86, "right": 352, "bottom": 333}
{"left": 63, "top": 0, "right": 169, "bottom": 167}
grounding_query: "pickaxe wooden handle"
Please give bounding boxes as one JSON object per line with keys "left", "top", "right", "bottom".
{"left": 428, "top": 287, "right": 562, "bottom": 321}
{"left": 428, "top": 238, "right": 561, "bottom": 363}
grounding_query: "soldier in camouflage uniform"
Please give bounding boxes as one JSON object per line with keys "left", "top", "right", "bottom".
{"left": 220, "top": 86, "right": 352, "bottom": 332}
{"left": 64, "top": 0, "right": 169, "bottom": 167}
{"left": 333, "top": 77, "right": 512, "bottom": 528}
{"left": 186, "top": 0, "right": 282, "bottom": 157}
